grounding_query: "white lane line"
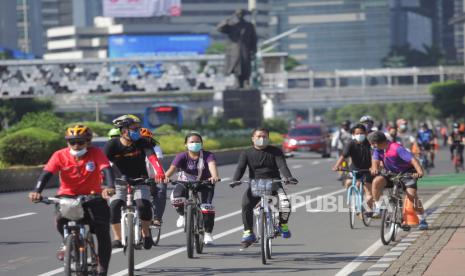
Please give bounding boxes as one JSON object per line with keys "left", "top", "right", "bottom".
{"left": 335, "top": 185, "right": 456, "bottom": 276}
{"left": 311, "top": 161, "right": 321, "bottom": 165}
{"left": 39, "top": 186, "right": 323, "bottom": 276}
{"left": 292, "top": 164, "right": 303, "bottom": 169}
{"left": 110, "top": 188, "right": 345, "bottom": 276}
{"left": 222, "top": 177, "right": 231, "bottom": 182}
{"left": 0, "top": 212, "right": 36, "bottom": 220}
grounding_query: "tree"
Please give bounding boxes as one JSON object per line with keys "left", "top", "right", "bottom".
{"left": 429, "top": 81, "right": 465, "bottom": 120}
{"left": 0, "top": 98, "right": 53, "bottom": 129}
{"left": 382, "top": 44, "right": 445, "bottom": 68}
{"left": 285, "top": 56, "right": 300, "bottom": 71}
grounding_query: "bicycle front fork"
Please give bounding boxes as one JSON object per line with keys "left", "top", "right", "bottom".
{"left": 121, "top": 209, "right": 139, "bottom": 247}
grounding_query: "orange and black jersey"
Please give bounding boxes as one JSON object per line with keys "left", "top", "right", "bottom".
{"left": 104, "top": 138, "right": 157, "bottom": 178}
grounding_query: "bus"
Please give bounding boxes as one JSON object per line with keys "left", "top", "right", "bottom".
{"left": 143, "top": 104, "right": 184, "bottom": 129}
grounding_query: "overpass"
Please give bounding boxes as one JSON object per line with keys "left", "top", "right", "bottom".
{"left": 0, "top": 56, "right": 463, "bottom": 114}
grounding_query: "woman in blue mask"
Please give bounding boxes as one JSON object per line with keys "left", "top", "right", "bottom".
{"left": 164, "top": 132, "right": 220, "bottom": 245}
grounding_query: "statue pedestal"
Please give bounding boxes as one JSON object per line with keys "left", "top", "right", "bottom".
{"left": 223, "top": 88, "right": 262, "bottom": 128}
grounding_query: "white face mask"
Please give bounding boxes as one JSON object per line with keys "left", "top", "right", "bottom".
{"left": 353, "top": 134, "right": 366, "bottom": 142}
{"left": 69, "top": 148, "right": 87, "bottom": 157}
{"left": 254, "top": 137, "right": 269, "bottom": 147}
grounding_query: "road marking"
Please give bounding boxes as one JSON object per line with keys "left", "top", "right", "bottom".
{"left": 0, "top": 212, "right": 36, "bottom": 220}
{"left": 110, "top": 188, "right": 345, "bottom": 276}
{"left": 292, "top": 164, "right": 303, "bottom": 169}
{"left": 335, "top": 185, "right": 456, "bottom": 276}
{"left": 39, "top": 186, "right": 323, "bottom": 276}
{"left": 311, "top": 161, "right": 321, "bottom": 165}
{"left": 222, "top": 177, "right": 231, "bottom": 182}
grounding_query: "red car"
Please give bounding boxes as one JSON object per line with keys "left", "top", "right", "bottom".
{"left": 282, "top": 124, "right": 332, "bottom": 158}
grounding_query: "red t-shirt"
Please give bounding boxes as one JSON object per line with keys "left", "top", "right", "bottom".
{"left": 44, "top": 147, "right": 110, "bottom": 196}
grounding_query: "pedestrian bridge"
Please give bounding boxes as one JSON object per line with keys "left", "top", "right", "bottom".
{"left": 0, "top": 56, "right": 463, "bottom": 111}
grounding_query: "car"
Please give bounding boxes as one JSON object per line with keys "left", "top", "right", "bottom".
{"left": 282, "top": 124, "right": 332, "bottom": 158}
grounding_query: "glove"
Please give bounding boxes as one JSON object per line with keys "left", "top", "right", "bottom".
{"left": 283, "top": 177, "right": 298, "bottom": 185}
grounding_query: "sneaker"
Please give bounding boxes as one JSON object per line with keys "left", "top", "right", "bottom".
{"left": 176, "top": 215, "right": 185, "bottom": 228}
{"left": 418, "top": 219, "right": 428, "bottom": 230}
{"left": 241, "top": 230, "right": 257, "bottom": 248}
{"left": 56, "top": 243, "right": 65, "bottom": 261}
{"left": 152, "top": 219, "right": 162, "bottom": 227}
{"left": 143, "top": 236, "right": 153, "bottom": 250}
{"left": 372, "top": 208, "right": 381, "bottom": 219}
{"left": 204, "top": 233, "right": 214, "bottom": 245}
{"left": 111, "top": 240, "right": 123, "bottom": 249}
{"left": 279, "top": 224, "right": 291, "bottom": 238}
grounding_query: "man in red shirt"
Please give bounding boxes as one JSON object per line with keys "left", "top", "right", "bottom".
{"left": 29, "top": 125, "right": 115, "bottom": 276}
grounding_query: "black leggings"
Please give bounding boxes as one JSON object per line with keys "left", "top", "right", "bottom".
{"left": 56, "top": 198, "right": 111, "bottom": 274}
{"left": 450, "top": 144, "right": 464, "bottom": 164}
{"left": 151, "top": 183, "right": 167, "bottom": 221}
{"left": 241, "top": 187, "right": 291, "bottom": 232}
{"left": 109, "top": 199, "right": 152, "bottom": 224}
{"left": 172, "top": 184, "right": 215, "bottom": 233}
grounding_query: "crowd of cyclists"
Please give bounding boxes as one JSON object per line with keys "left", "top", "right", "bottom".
{"left": 27, "top": 113, "right": 465, "bottom": 275}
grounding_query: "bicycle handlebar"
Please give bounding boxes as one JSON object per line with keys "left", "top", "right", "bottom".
{"left": 35, "top": 194, "right": 102, "bottom": 205}
{"left": 115, "top": 177, "right": 155, "bottom": 186}
{"left": 169, "top": 179, "right": 220, "bottom": 188}
{"left": 337, "top": 169, "right": 371, "bottom": 173}
{"left": 229, "top": 178, "right": 298, "bottom": 188}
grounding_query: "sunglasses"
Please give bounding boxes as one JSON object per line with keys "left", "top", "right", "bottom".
{"left": 68, "top": 140, "right": 86, "bottom": 146}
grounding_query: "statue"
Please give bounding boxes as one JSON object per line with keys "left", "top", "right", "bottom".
{"left": 217, "top": 9, "right": 257, "bottom": 89}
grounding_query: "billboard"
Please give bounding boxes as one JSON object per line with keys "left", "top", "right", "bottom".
{"left": 103, "top": 0, "right": 181, "bottom": 18}
{"left": 108, "top": 34, "right": 211, "bottom": 57}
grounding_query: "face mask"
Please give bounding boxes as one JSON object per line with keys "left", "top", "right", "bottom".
{"left": 254, "top": 138, "right": 269, "bottom": 147}
{"left": 69, "top": 148, "right": 87, "bottom": 157}
{"left": 187, "top": 142, "right": 202, "bottom": 152}
{"left": 353, "top": 134, "right": 366, "bottom": 142}
{"left": 399, "top": 124, "right": 407, "bottom": 131}
{"left": 129, "top": 130, "right": 141, "bottom": 141}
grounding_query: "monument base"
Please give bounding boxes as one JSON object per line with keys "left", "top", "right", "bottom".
{"left": 223, "top": 89, "right": 262, "bottom": 128}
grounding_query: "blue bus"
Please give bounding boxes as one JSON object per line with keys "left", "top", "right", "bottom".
{"left": 143, "top": 104, "right": 184, "bottom": 129}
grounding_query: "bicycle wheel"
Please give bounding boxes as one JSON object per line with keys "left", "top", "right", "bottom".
{"left": 126, "top": 213, "right": 135, "bottom": 276}
{"left": 150, "top": 223, "right": 161, "bottom": 246}
{"left": 454, "top": 154, "right": 460, "bottom": 173}
{"left": 64, "top": 234, "right": 79, "bottom": 276}
{"left": 85, "top": 232, "right": 98, "bottom": 275}
{"left": 391, "top": 203, "right": 401, "bottom": 242}
{"left": 186, "top": 205, "right": 195, "bottom": 258}
{"left": 348, "top": 188, "right": 356, "bottom": 229}
{"left": 380, "top": 206, "right": 395, "bottom": 245}
{"left": 259, "top": 209, "right": 266, "bottom": 265}
{"left": 195, "top": 209, "right": 204, "bottom": 254}
{"left": 265, "top": 215, "right": 273, "bottom": 259}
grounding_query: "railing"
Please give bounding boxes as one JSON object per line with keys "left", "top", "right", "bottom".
{"left": 1, "top": 55, "right": 464, "bottom": 98}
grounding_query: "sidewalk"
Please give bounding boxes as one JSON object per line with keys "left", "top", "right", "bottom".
{"left": 381, "top": 186, "right": 465, "bottom": 276}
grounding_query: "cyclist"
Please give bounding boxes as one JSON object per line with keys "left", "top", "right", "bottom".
{"left": 448, "top": 122, "right": 465, "bottom": 168}
{"left": 416, "top": 122, "right": 437, "bottom": 168}
{"left": 331, "top": 120, "right": 352, "bottom": 157}
{"left": 395, "top": 119, "right": 416, "bottom": 151}
{"left": 28, "top": 125, "right": 115, "bottom": 276}
{"left": 368, "top": 131, "right": 428, "bottom": 230}
{"left": 139, "top": 127, "right": 166, "bottom": 227}
{"left": 332, "top": 124, "right": 374, "bottom": 213}
{"left": 232, "top": 127, "right": 298, "bottom": 248}
{"left": 104, "top": 115, "right": 166, "bottom": 250}
{"left": 360, "top": 115, "right": 377, "bottom": 133}
{"left": 164, "top": 132, "right": 219, "bottom": 245}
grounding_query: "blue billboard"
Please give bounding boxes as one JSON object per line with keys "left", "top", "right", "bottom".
{"left": 108, "top": 34, "right": 211, "bottom": 58}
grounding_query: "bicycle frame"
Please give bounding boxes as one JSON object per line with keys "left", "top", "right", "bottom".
{"left": 254, "top": 194, "right": 279, "bottom": 241}
{"left": 346, "top": 172, "right": 365, "bottom": 213}
{"left": 121, "top": 184, "right": 140, "bottom": 247}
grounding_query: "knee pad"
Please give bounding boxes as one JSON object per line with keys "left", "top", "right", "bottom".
{"left": 170, "top": 192, "right": 186, "bottom": 208}
{"left": 200, "top": 203, "right": 215, "bottom": 214}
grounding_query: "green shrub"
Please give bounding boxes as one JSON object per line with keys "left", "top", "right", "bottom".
{"left": 66, "top": 121, "right": 113, "bottom": 137}
{"left": 269, "top": 132, "right": 284, "bottom": 144}
{"left": 264, "top": 118, "right": 289, "bottom": 134}
{"left": 154, "top": 124, "right": 178, "bottom": 135}
{"left": 0, "top": 127, "right": 65, "bottom": 165}
{"left": 0, "top": 111, "right": 65, "bottom": 138}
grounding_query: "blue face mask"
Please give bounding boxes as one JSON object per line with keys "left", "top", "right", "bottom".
{"left": 129, "top": 130, "right": 141, "bottom": 141}
{"left": 187, "top": 142, "right": 202, "bottom": 152}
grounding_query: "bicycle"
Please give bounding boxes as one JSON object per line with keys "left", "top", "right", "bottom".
{"left": 230, "top": 179, "right": 296, "bottom": 265}
{"left": 380, "top": 172, "right": 417, "bottom": 245}
{"left": 170, "top": 179, "right": 218, "bottom": 259}
{"left": 339, "top": 160, "right": 349, "bottom": 186}
{"left": 340, "top": 169, "right": 372, "bottom": 229}
{"left": 36, "top": 195, "right": 99, "bottom": 276}
{"left": 116, "top": 177, "right": 155, "bottom": 276}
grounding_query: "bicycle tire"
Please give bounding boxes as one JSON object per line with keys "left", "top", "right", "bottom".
{"left": 380, "top": 208, "right": 395, "bottom": 245}
{"left": 454, "top": 154, "right": 460, "bottom": 173}
{"left": 260, "top": 209, "right": 266, "bottom": 265}
{"left": 64, "top": 234, "right": 78, "bottom": 276}
{"left": 391, "top": 203, "right": 400, "bottom": 242}
{"left": 195, "top": 210, "right": 204, "bottom": 254}
{"left": 348, "top": 188, "right": 356, "bottom": 229}
{"left": 86, "top": 232, "right": 98, "bottom": 275}
{"left": 265, "top": 214, "right": 273, "bottom": 259}
{"left": 126, "top": 212, "right": 135, "bottom": 276}
{"left": 186, "top": 205, "right": 195, "bottom": 258}
{"left": 150, "top": 224, "right": 161, "bottom": 246}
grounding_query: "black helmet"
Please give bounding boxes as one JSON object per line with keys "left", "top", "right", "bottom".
{"left": 359, "top": 115, "right": 374, "bottom": 124}
{"left": 420, "top": 122, "right": 428, "bottom": 129}
{"left": 112, "top": 114, "right": 141, "bottom": 128}
{"left": 341, "top": 120, "right": 351, "bottom": 127}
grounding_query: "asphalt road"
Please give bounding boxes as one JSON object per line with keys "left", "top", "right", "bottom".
{"left": 0, "top": 148, "right": 461, "bottom": 276}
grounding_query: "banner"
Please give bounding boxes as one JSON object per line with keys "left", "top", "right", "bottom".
{"left": 103, "top": 0, "right": 181, "bottom": 18}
